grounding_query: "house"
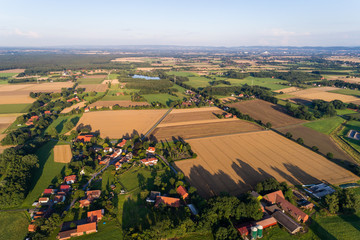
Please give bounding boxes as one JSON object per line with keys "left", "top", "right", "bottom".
{"left": 26, "top": 115, "right": 39, "bottom": 126}
{"left": 28, "top": 224, "right": 37, "bottom": 232}
{"left": 87, "top": 209, "right": 104, "bottom": 222}
{"left": 54, "top": 195, "right": 66, "bottom": 204}
{"left": 224, "top": 113, "right": 233, "bottom": 118}
{"left": 176, "top": 186, "right": 189, "bottom": 200}
{"left": 84, "top": 107, "right": 90, "bottom": 113}
{"left": 146, "top": 191, "right": 161, "bottom": 203}
{"left": 103, "top": 147, "right": 113, "bottom": 153}
{"left": 255, "top": 216, "right": 277, "bottom": 229}
{"left": 117, "top": 139, "right": 127, "bottom": 148}
{"left": 110, "top": 148, "right": 122, "bottom": 158}
{"left": 140, "top": 157, "right": 158, "bottom": 166}
{"left": 99, "top": 157, "right": 111, "bottom": 165}
{"left": 146, "top": 147, "right": 156, "bottom": 154}
{"left": 263, "top": 190, "right": 285, "bottom": 204}
{"left": 60, "top": 185, "right": 71, "bottom": 192}
{"left": 154, "top": 196, "right": 181, "bottom": 208}
{"left": 44, "top": 110, "right": 51, "bottom": 115}
{"left": 43, "top": 188, "right": 56, "bottom": 195}
{"left": 115, "top": 161, "right": 122, "bottom": 170}
{"left": 272, "top": 211, "right": 302, "bottom": 234}
{"left": 86, "top": 190, "right": 101, "bottom": 201}
{"left": 79, "top": 199, "right": 91, "bottom": 208}
{"left": 57, "top": 222, "right": 97, "bottom": 240}
{"left": 39, "top": 197, "right": 50, "bottom": 205}
{"left": 77, "top": 134, "right": 94, "bottom": 143}
{"left": 276, "top": 195, "right": 309, "bottom": 222}
{"left": 64, "top": 175, "right": 77, "bottom": 184}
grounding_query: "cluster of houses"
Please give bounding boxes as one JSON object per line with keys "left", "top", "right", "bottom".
{"left": 57, "top": 209, "right": 104, "bottom": 240}
{"left": 146, "top": 185, "right": 198, "bottom": 215}
{"left": 79, "top": 190, "right": 102, "bottom": 208}
{"left": 67, "top": 96, "right": 80, "bottom": 103}
{"left": 182, "top": 92, "right": 214, "bottom": 107}
{"left": 236, "top": 189, "right": 312, "bottom": 239}
{"left": 25, "top": 110, "right": 52, "bottom": 126}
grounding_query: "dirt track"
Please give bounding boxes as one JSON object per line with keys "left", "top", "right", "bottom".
{"left": 228, "top": 100, "right": 305, "bottom": 128}
{"left": 54, "top": 145, "right": 72, "bottom": 163}
{"left": 175, "top": 131, "right": 359, "bottom": 198}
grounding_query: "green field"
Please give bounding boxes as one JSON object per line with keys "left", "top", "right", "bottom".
{"left": 329, "top": 88, "right": 360, "bottom": 98}
{"left": 143, "top": 93, "right": 181, "bottom": 106}
{"left": 45, "top": 114, "right": 82, "bottom": 135}
{"left": 0, "top": 211, "right": 30, "bottom": 240}
{"left": 0, "top": 72, "right": 18, "bottom": 78}
{"left": 22, "top": 142, "right": 67, "bottom": 207}
{"left": 0, "top": 104, "right": 31, "bottom": 114}
{"left": 101, "top": 89, "right": 136, "bottom": 101}
{"left": 77, "top": 77, "right": 105, "bottom": 84}
{"left": 167, "top": 71, "right": 198, "bottom": 77}
{"left": 336, "top": 108, "right": 358, "bottom": 115}
{"left": 340, "top": 120, "right": 360, "bottom": 152}
{"left": 109, "top": 73, "right": 120, "bottom": 80}
{"left": 303, "top": 116, "right": 345, "bottom": 135}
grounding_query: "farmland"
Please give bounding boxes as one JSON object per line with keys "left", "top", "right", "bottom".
{"left": 303, "top": 116, "right": 345, "bottom": 135}
{"left": 0, "top": 114, "right": 21, "bottom": 132}
{"left": 142, "top": 93, "right": 182, "bottom": 106}
{"left": 161, "top": 107, "right": 225, "bottom": 124}
{"left": 45, "top": 114, "right": 81, "bottom": 134}
{"left": 228, "top": 99, "right": 305, "bottom": 128}
{"left": 54, "top": 144, "right": 72, "bottom": 163}
{"left": 75, "top": 109, "right": 167, "bottom": 138}
{"left": 89, "top": 100, "right": 150, "bottom": 108}
{"left": 175, "top": 131, "right": 358, "bottom": 198}
{"left": 61, "top": 101, "right": 86, "bottom": 113}
{"left": 0, "top": 103, "right": 31, "bottom": 114}
{"left": 77, "top": 75, "right": 106, "bottom": 84}
{"left": 0, "top": 211, "right": 30, "bottom": 240}
{"left": 77, "top": 84, "right": 108, "bottom": 92}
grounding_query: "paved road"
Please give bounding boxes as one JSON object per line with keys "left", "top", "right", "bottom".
{"left": 142, "top": 107, "right": 173, "bottom": 140}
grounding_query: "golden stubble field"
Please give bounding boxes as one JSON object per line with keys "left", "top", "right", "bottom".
{"left": 54, "top": 145, "right": 72, "bottom": 163}
{"left": 175, "top": 131, "right": 358, "bottom": 198}
{"left": 75, "top": 109, "right": 167, "bottom": 138}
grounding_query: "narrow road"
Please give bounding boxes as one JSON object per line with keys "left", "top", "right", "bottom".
{"left": 142, "top": 107, "right": 173, "bottom": 140}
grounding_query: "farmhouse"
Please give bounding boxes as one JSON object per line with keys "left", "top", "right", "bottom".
{"left": 28, "top": 224, "right": 37, "bottom": 232}
{"left": 263, "top": 190, "right": 285, "bottom": 204}
{"left": 76, "top": 134, "right": 94, "bottom": 142}
{"left": 117, "top": 139, "right": 127, "bottom": 147}
{"left": 154, "top": 196, "right": 181, "bottom": 208}
{"left": 87, "top": 209, "right": 104, "bottom": 222}
{"left": 60, "top": 185, "right": 71, "bottom": 192}
{"left": 146, "top": 191, "right": 161, "bottom": 203}
{"left": 84, "top": 107, "right": 90, "bottom": 113}
{"left": 276, "top": 195, "right": 308, "bottom": 222}
{"left": 99, "top": 157, "right": 111, "bottom": 165}
{"left": 57, "top": 222, "right": 97, "bottom": 240}
{"left": 176, "top": 186, "right": 189, "bottom": 200}
{"left": 87, "top": 190, "right": 101, "bottom": 201}
{"left": 38, "top": 198, "right": 50, "bottom": 205}
{"left": 115, "top": 161, "right": 123, "bottom": 170}
{"left": 271, "top": 211, "right": 302, "bottom": 234}
{"left": 140, "top": 157, "right": 158, "bottom": 166}
{"left": 146, "top": 147, "right": 156, "bottom": 154}
{"left": 79, "top": 199, "right": 91, "bottom": 208}
{"left": 64, "top": 175, "right": 77, "bottom": 184}
{"left": 26, "top": 115, "right": 39, "bottom": 126}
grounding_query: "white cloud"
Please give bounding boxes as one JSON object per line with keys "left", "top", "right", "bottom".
{"left": 14, "top": 28, "right": 39, "bottom": 38}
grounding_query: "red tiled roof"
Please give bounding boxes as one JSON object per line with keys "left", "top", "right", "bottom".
{"left": 147, "top": 147, "right": 155, "bottom": 152}
{"left": 79, "top": 199, "right": 91, "bottom": 208}
{"left": 39, "top": 197, "right": 49, "bottom": 202}
{"left": 43, "top": 189, "right": 53, "bottom": 195}
{"left": 256, "top": 217, "right": 277, "bottom": 229}
{"left": 87, "top": 190, "right": 101, "bottom": 201}
{"left": 264, "top": 190, "right": 285, "bottom": 204}
{"left": 77, "top": 222, "right": 97, "bottom": 233}
{"left": 44, "top": 111, "right": 51, "bottom": 114}
{"left": 117, "top": 139, "right": 127, "bottom": 147}
{"left": 140, "top": 157, "right": 158, "bottom": 165}
{"left": 64, "top": 175, "right": 77, "bottom": 183}
{"left": 155, "top": 196, "right": 181, "bottom": 208}
{"left": 77, "top": 135, "right": 93, "bottom": 142}
{"left": 60, "top": 185, "right": 70, "bottom": 191}
{"left": 276, "top": 195, "right": 309, "bottom": 222}
{"left": 176, "top": 186, "right": 189, "bottom": 199}
{"left": 28, "top": 224, "right": 36, "bottom": 232}
{"left": 87, "top": 209, "right": 103, "bottom": 222}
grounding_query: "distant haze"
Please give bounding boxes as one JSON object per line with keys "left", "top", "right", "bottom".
{"left": 0, "top": 0, "right": 359, "bottom": 47}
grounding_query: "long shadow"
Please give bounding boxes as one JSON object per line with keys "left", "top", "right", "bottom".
{"left": 339, "top": 213, "right": 360, "bottom": 232}
{"left": 309, "top": 218, "right": 337, "bottom": 240}
{"left": 284, "top": 163, "right": 320, "bottom": 184}
{"left": 270, "top": 166, "right": 301, "bottom": 185}
{"left": 55, "top": 119, "right": 66, "bottom": 133}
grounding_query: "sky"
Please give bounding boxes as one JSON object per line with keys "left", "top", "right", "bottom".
{"left": 0, "top": 0, "right": 359, "bottom": 47}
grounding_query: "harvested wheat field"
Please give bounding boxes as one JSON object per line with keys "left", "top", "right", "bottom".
{"left": 0, "top": 114, "right": 21, "bottom": 132}
{"left": 89, "top": 100, "right": 150, "bottom": 108}
{"left": 274, "top": 87, "right": 301, "bottom": 93}
{"left": 161, "top": 107, "right": 225, "bottom": 124}
{"left": 152, "top": 119, "right": 263, "bottom": 140}
{"left": 76, "top": 109, "right": 167, "bottom": 138}
{"left": 54, "top": 145, "right": 72, "bottom": 163}
{"left": 77, "top": 84, "right": 108, "bottom": 92}
{"left": 0, "top": 69, "right": 25, "bottom": 73}
{"left": 287, "top": 87, "right": 360, "bottom": 103}
{"left": 175, "top": 131, "right": 358, "bottom": 198}
{"left": 61, "top": 102, "right": 86, "bottom": 114}
{"left": 228, "top": 99, "right": 305, "bottom": 128}
{"left": 102, "top": 79, "right": 119, "bottom": 84}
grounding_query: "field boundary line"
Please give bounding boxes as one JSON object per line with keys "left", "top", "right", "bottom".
{"left": 184, "top": 129, "right": 266, "bottom": 141}
{"left": 142, "top": 107, "right": 173, "bottom": 139}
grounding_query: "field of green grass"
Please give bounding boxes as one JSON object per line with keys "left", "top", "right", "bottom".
{"left": 329, "top": 89, "right": 360, "bottom": 98}
{"left": 0, "top": 211, "right": 30, "bottom": 240}
{"left": 108, "top": 73, "right": 120, "bottom": 80}
{"left": 303, "top": 116, "right": 345, "bottom": 135}
{"left": 0, "top": 72, "right": 18, "bottom": 78}
{"left": 22, "top": 142, "right": 67, "bottom": 207}
{"left": 77, "top": 77, "right": 105, "bottom": 84}
{"left": 143, "top": 93, "right": 181, "bottom": 106}
{"left": 0, "top": 103, "right": 31, "bottom": 114}
{"left": 101, "top": 89, "right": 135, "bottom": 101}
{"left": 336, "top": 108, "right": 358, "bottom": 115}
{"left": 340, "top": 120, "right": 360, "bottom": 152}
{"left": 167, "top": 71, "right": 198, "bottom": 77}
{"left": 45, "top": 114, "right": 81, "bottom": 135}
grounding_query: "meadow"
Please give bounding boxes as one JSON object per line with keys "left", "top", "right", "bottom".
{"left": 0, "top": 211, "right": 30, "bottom": 240}
{"left": 45, "top": 114, "right": 82, "bottom": 134}
{"left": 303, "top": 116, "right": 345, "bottom": 135}
{"left": 142, "top": 93, "right": 181, "bottom": 106}
{"left": 0, "top": 103, "right": 31, "bottom": 114}
{"left": 329, "top": 88, "right": 360, "bottom": 98}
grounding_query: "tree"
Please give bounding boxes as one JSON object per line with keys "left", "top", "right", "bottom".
{"left": 48, "top": 126, "right": 58, "bottom": 138}
{"left": 311, "top": 146, "right": 319, "bottom": 152}
{"left": 64, "top": 121, "right": 75, "bottom": 131}
{"left": 296, "top": 138, "right": 304, "bottom": 145}
{"left": 325, "top": 194, "right": 339, "bottom": 214}
{"left": 285, "top": 132, "right": 292, "bottom": 138}
{"left": 326, "top": 152, "right": 334, "bottom": 159}
{"left": 265, "top": 122, "right": 272, "bottom": 129}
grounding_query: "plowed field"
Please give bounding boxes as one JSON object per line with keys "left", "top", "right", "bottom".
{"left": 175, "top": 131, "right": 358, "bottom": 197}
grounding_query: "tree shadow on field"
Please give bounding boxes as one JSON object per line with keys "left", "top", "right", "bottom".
{"left": 309, "top": 218, "right": 337, "bottom": 240}
{"left": 284, "top": 163, "right": 320, "bottom": 184}
{"left": 271, "top": 166, "right": 301, "bottom": 185}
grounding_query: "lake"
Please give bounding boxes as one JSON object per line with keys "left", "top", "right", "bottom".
{"left": 131, "top": 74, "right": 160, "bottom": 80}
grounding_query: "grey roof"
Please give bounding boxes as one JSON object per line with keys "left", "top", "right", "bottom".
{"left": 272, "top": 211, "right": 302, "bottom": 234}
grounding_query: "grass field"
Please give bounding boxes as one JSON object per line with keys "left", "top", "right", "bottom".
{"left": 0, "top": 104, "right": 31, "bottom": 114}
{"left": 0, "top": 211, "right": 30, "bottom": 240}
{"left": 167, "top": 71, "right": 198, "bottom": 77}
{"left": 329, "top": 88, "right": 360, "bottom": 98}
{"left": 336, "top": 108, "right": 358, "bottom": 115}
{"left": 303, "top": 116, "right": 345, "bottom": 135}
{"left": 341, "top": 120, "right": 360, "bottom": 152}
{"left": 45, "top": 114, "right": 82, "bottom": 134}
{"left": 22, "top": 142, "right": 67, "bottom": 207}
{"left": 101, "top": 89, "right": 136, "bottom": 101}
{"left": 0, "top": 72, "right": 18, "bottom": 78}
{"left": 77, "top": 77, "right": 105, "bottom": 84}
{"left": 143, "top": 93, "right": 181, "bottom": 106}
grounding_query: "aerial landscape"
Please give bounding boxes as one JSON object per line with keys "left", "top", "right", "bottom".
{"left": 0, "top": 1, "right": 360, "bottom": 240}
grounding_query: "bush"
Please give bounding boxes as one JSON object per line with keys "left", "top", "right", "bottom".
{"left": 326, "top": 152, "right": 334, "bottom": 159}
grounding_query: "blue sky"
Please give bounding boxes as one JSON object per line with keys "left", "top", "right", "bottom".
{"left": 0, "top": 0, "right": 359, "bottom": 47}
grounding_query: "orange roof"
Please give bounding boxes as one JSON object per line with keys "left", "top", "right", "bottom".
{"left": 117, "top": 139, "right": 127, "bottom": 147}
{"left": 28, "top": 224, "right": 36, "bottom": 232}
{"left": 77, "top": 135, "right": 93, "bottom": 142}
{"left": 155, "top": 196, "right": 181, "bottom": 208}
{"left": 147, "top": 147, "right": 155, "bottom": 152}
{"left": 64, "top": 175, "right": 77, "bottom": 183}
{"left": 176, "top": 186, "right": 189, "bottom": 199}
{"left": 276, "top": 195, "right": 309, "bottom": 222}
{"left": 87, "top": 209, "right": 103, "bottom": 222}
{"left": 79, "top": 199, "right": 91, "bottom": 207}
{"left": 87, "top": 190, "right": 101, "bottom": 200}
{"left": 77, "top": 222, "right": 97, "bottom": 233}
{"left": 264, "top": 190, "right": 285, "bottom": 204}
{"left": 39, "top": 197, "right": 49, "bottom": 202}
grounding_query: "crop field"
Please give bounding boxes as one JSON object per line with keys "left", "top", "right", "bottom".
{"left": 175, "top": 131, "right": 358, "bottom": 197}
{"left": 61, "top": 101, "right": 86, "bottom": 113}
{"left": 276, "top": 125, "right": 355, "bottom": 164}
{"left": 0, "top": 211, "right": 29, "bottom": 240}
{"left": 228, "top": 99, "right": 305, "bottom": 127}
{"left": 0, "top": 68, "right": 25, "bottom": 74}
{"left": 75, "top": 109, "right": 167, "bottom": 138}
{"left": 161, "top": 107, "right": 225, "bottom": 124}
{"left": 89, "top": 100, "right": 150, "bottom": 108}
{"left": 152, "top": 119, "right": 263, "bottom": 141}
{"left": 303, "top": 116, "right": 345, "bottom": 135}
{"left": 285, "top": 87, "right": 360, "bottom": 102}
{"left": 77, "top": 75, "right": 106, "bottom": 84}
{"left": 0, "top": 114, "right": 21, "bottom": 133}
{"left": 328, "top": 88, "right": 360, "bottom": 98}
{"left": 273, "top": 87, "right": 301, "bottom": 93}
{"left": 0, "top": 103, "right": 31, "bottom": 114}
{"left": 54, "top": 144, "right": 72, "bottom": 163}
{"left": 77, "top": 84, "right": 108, "bottom": 92}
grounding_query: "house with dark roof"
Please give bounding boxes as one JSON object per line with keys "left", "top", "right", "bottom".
{"left": 276, "top": 195, "right": 309, "bottom": 222}
{"left": 272, "top": 211, "right": 302, "bottom": 234}
{"left": 146, "top": 191, "right": 161, "bottom": 203}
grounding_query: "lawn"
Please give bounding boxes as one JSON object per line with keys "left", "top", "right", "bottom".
{"left": 336, "top": 108, "right": 358, "bottom": 115}
{"left": 0, "top": 211, "right": 30, "bottom": 240}
{"left": 329, "top": 89, "right": 360, "bottom": 98}
{"left": 303, "top": 116, "right": 345, "bottom": 135}
{"left": 77, "top": 77, "right": 104, "bottom": 84}
{"left": 0, "top": 104, "right": 31, "bottom": 114}
{"left": 143, "top": 93, "right": 181, "bottom": 106}
{"left": 45, "top": 114, "right": 82, "bottom": 135}
{"left": 22, "top": 141, "right": 67, "bottom": 207}
{"left": 117, "top": 167, "right": 158, "bottom": 192}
